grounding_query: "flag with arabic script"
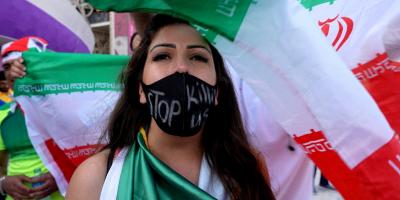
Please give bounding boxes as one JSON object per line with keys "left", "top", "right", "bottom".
{"left": 302, "top": 0, "right": 400, "bottom": 135}
{"left": 14, "top": 51, "right": 128, "bottom": 195}
{"left": 85, "top": 0, "right": 400, "bottom": 199}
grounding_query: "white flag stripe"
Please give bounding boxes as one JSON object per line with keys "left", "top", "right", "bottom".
{"left": 214, "top": 0, "right": 394, "bottom": 168}
{"left": 383, "top": 12, "right": 400, "bottom": 61}
{"left": 16, "top": 91, "right": 119, "bottom": 195}
{"left": 309, "top": 0, "right": 400, "bottom": 67}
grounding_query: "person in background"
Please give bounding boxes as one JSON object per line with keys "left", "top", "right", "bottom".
{"left": 0, "top": 37, "right": 63, "bottom": 200}
{"left": 129, "top": 32, "right": 141, "bottom": 53}
{"left": 129, "top": 12, "right": 153, "bottom": 54}
{"left": 0, "top": 70, "right": 12, "bottom": 107}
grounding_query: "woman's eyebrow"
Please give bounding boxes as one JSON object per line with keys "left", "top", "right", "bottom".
{"left": 187, "top": 44, "right": 211, "bottom": 53}
{"left": 150, "top": 43, "right": 176, "bottom": 52}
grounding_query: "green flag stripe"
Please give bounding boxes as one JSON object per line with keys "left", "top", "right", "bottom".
{"left": 86, "top": 0, "right": 253, "bottom": 41}
{"left": 14, "top": 51, "right": 129, "bottom": 96}
{"left": 299, "top": 0, "right": 336, "bottom": 10}
{"left": 117, "top": 132, "right": 216, "bottom": 199}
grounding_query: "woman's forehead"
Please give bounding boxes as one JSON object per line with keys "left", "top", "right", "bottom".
{"left": 151, "top": 24, "right": 208, "bottom": 47}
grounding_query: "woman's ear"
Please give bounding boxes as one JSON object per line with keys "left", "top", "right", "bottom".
{"left": 139, "top": 84, "right": 147, "bottom": 104}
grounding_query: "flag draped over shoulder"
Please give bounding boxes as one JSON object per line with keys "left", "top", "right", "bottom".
{"left": 86, "top": 0, "right": 400, "bottom": 199}
{"left": 116, "top": 130, "right": 215, "bottom": 200}
{"left": 14, "top": 51, "right": 129, "bottom": 195}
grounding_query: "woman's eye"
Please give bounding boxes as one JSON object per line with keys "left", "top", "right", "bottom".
{"left": 152, "top": 53, "right": 170, "bottom": 61}
{"left": 191, "top": 55, "right": 209, "bottom": 63}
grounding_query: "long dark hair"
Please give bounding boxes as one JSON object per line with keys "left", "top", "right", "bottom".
{"left": 103, "top": 14, "right": 275, "bottom": 200}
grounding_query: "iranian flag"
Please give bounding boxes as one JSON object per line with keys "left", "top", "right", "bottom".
{"left": 15, "top": 51, "right": 129, "bottom": 195}
{"left": 303, "top": 0, "right": 400, "bottom": 135}
{"left": 82, "top": 0, "right": 400, "bottom": 199}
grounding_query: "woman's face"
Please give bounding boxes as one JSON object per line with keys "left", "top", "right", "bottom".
{"left": 141, "top": 24, "right": 216, "bottom": 86}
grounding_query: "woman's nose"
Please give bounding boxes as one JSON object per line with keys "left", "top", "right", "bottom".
{"left": 175, "top": 57, "right": 190, "bottom": 73}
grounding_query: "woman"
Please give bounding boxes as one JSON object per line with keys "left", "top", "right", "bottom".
{"left": 67, "top": 14, "right": 275, "bottom": 200}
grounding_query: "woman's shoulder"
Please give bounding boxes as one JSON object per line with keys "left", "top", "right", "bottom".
{"left": 66, "top": 149, "right": 110, "bottom": 200}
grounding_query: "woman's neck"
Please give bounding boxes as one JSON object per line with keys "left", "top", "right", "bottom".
{"left": 147, "top": 120, "right": 203, "bottom": 184}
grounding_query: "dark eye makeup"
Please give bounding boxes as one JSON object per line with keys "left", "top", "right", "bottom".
{"left": 191, "top": 55, "right": 209, "bottom": 63}
{"left": 151, "top": 52, "right": 209, "bottom": 63}
{"left": 152, "top": 53, "right": 170, "bottom": 61}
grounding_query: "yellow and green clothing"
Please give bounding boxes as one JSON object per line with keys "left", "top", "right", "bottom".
{"left": 0, "top": 103, "right": 63, "bottom": 200}
{"left": 0, "top": 90, "right": 12, "bottom": 108}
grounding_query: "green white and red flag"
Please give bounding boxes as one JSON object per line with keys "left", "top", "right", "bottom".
{"left": 16, "top": 51, "right": 315, "bottom": 199}
{"left": 83, "top": 0, "right": 400, "bottom": 199}
{"left": 304, "top": 0, "right": 400, "bottom": 135}
{"left": 302, "top": 1, "right": 400, "bottom": 198}
{"left": 15, "top": 51, "right": 128, "bottom": 195}
{"left": 14, "top": 0, "right": 400, "bottom": 198}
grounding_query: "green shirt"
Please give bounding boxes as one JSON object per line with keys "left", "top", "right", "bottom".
{"left": 0, "top": 103, "right": 63, "bottom": 199}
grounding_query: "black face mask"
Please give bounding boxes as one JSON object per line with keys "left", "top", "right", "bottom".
{"left": 142, "top": 72, "right": 217, "bottom": 137}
